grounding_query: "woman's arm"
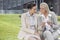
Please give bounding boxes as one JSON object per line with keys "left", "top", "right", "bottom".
{"left": 51, "top": 12, "right": 58, "bottom": 25}
{"left": 37, "top": 16, "right": 46, "bottom": 35}
{"left": 51, "top": 12, "right": 59, "bottom": 29}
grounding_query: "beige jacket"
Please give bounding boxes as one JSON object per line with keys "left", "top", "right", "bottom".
{"left": 18, "top": 12, "right": 41, "bottom": 39}
{"left": 21, "top": 12, "right": 38, "bottom": 34}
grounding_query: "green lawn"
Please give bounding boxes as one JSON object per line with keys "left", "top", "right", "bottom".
{"left": 0, "top": 14, "right": 21, "bottom": 40}
{"left": 0, "top": 14, "right": 60, "bottom": 40}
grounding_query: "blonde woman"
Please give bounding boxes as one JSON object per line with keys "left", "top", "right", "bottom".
{"left": 17, "top": 3, "right": 41, "bottom": 40}
{"left": 38, "top": 2, "right": 60, "bottom": 40}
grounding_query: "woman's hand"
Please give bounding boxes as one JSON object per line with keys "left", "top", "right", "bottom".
{"left": 47, "top": 21, "right": 52, "bottom": 26}
{"left": 34, "top": 31, "right": 40, "bottom": 36}
{"left": 40, "top": 22, "right": 45, "bottom": 27}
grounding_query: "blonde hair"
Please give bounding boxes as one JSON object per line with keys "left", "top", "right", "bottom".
{"left": 40, "top": 2, "right": 50, "bottom": 13}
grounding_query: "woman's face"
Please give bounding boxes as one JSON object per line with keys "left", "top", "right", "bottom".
{"left": 40, "top": 6, "right": 46, "bottom": 14}
{"left": 30, "top": 6, "right": 36, "bottom": 14}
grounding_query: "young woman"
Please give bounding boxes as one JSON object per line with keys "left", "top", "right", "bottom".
{"left": 17, "top": 3, "right": 41, "bottom": 40}
{"left": 38, "top": 2, "right": 60, "bottom": 40}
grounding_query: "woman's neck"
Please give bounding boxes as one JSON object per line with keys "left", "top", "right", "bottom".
{"left": 43, "top": 13, "right": 48, "bottom": 18}
{"left": 29, "top": 11, "right": 33, "bottom": 16}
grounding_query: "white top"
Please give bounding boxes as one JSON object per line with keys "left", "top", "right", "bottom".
{"left": 41, "top": 14, "right": 51, "bottom": 30}
{"left": 29, "top": 15, "right": 35, "bottom": 25}
{"left": 26, "top": 13, "right": 36, "bottom": 30}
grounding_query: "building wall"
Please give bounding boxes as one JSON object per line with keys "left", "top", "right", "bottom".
{"left": 0, "top": 0, "right": 3, "bottom": 10}
{"left": 0, "top": 0, "right": 35, "bottom": 13}
{"left": 0, "top": 0, "right": 60, "bottom": 15}
{"left": 3, "top": 0, "right": 35, "bottom": 10}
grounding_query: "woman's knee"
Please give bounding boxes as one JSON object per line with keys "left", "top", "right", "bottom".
{"left": 43, "top": 30, "right": 52, "bottom": 37}
{"left": 44, "top": 30, "right": 51, "bottom": 34}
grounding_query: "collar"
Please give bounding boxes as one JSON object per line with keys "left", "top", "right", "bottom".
{"left": 26, "top": 12, "right": 35, "bottom": 17}
{"left": 40, "top": 13, "right": 51, "bottom": 17}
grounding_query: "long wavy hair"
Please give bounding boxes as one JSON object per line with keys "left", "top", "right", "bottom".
{"left": 40, "top": 2, "right": 50, "bottom": 14}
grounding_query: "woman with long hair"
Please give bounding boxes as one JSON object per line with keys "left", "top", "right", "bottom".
{"left": 38, "top": 2, "right": 60, "bottom": 40}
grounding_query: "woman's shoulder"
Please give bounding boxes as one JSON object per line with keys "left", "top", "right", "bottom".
{"left": 49, "top": 11, "right": 56, "bottom": 15}
{"left": 49, "top": 11, "right": 57, "bottom": 17}
{"left": 21, "top": 12, "right": 29, "bottom": 17}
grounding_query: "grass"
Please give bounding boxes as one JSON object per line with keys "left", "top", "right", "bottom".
{"left": 0, "top": 14, "right": 60, "bottom": 40}
{"left": 58, "top": 16, "right": 60, "bottom": 24}
{"left": 0, "top": 14, "right": 21, "bottom": 40}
